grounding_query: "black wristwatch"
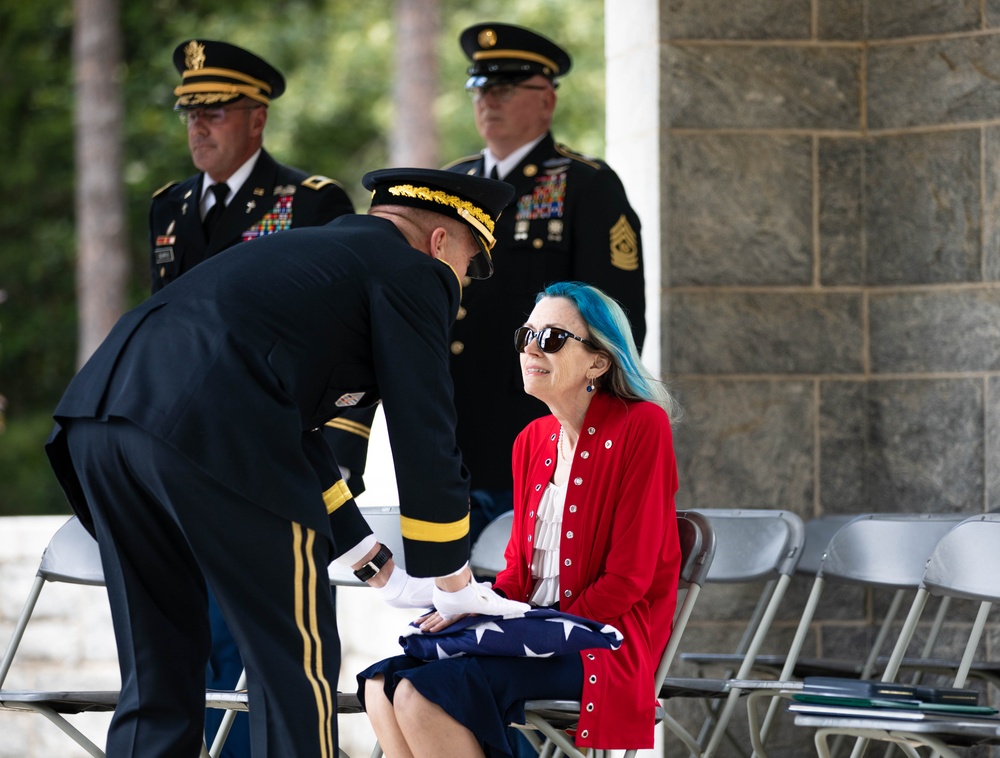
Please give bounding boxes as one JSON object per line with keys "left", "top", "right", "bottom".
{"left": 353, "top": 544, "right": 393, "bottom": 582}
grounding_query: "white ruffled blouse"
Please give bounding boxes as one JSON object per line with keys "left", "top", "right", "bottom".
{"left": 529, "top": 480, "right": 566, "bottom": 607}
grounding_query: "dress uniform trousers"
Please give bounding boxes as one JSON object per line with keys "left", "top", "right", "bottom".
{"left": 65, "top": 417, "right": 340, "bottom": 758}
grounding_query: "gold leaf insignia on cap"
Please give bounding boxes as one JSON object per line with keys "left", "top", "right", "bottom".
{"left": 478, "top": 29, "right": 498, "bottom": 49}
{"left": 184, "top": 41, "right": 206, "bottom": 71}
{"left": 610, "top": 215, "right": 639, "bottom": 271}
{"left": 388, "top": 184, "right": 494, "bottom": 235}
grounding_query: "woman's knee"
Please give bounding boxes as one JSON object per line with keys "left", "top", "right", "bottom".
{"left": 392, "top": 679, "right": 433, "bottom": 725}
{"left": 365, "top": 676, "right": 386, "bottom": 705}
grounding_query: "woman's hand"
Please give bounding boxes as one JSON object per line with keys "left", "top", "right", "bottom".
{"left": 415, "top": 610, "right": 467, "bottom": 633}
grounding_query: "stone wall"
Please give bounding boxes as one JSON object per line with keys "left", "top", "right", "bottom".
{"left": 608, "top": 1, "right": 1000, "bottom": 755}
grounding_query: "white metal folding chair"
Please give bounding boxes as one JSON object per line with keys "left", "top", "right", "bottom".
{"left": 653, "top": 508, "right": 807, "bottom": 758}
{"left": 0, "top": 517, "right": 223, "bottom": 757}
{"left": 679, "top": 513, "right": 860, "bottom": 681}
{"left": 744, "top": 512, "right": 967, "bottom": 758}
{"left": 0, "top": 515, "right": 341, "bottom": 758}
{"left": 470, "top": 511, "right": 514, "bottom": 580}
{"left": 0, "top": 516, "right": 117, "bottom": 758}
{"left": 512, "top": 509, "right": 717, "bottom": 758}
{"left": 791, "top": 513, "right": 1000, "bottom": 757}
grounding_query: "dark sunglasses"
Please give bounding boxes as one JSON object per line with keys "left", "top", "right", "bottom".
{"left": 514, "top": 326, "right": 597, "bottom": 354}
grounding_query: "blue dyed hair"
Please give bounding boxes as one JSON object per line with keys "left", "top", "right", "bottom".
{"left": 538, "top": 282, "right": 679, "bottom": 419}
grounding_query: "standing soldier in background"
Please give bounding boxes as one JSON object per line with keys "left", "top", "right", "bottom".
{"left": 148, "top": 39, "right": 360, "bottom": 756}
{"left": 445, "top": 23, "right": 646, "bottom": 542}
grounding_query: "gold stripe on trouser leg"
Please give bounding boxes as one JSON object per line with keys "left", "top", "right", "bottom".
{"left": 293, "top": 523, "right": 336, "bottom": 758}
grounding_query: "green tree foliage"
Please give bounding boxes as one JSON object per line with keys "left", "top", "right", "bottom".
{"left": 0, "top": 0, "right": 604, "bottom": 514}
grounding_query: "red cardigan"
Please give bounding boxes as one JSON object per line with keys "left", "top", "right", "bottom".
{"left": 493, "top": 391, "right": 681, "bottom": 749}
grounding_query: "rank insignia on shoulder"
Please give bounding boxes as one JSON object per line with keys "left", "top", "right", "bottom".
{"left": 302, "top": 175, "right": 337, "bottom": 190}
{"left": 152, "top": 181, "right": 179, "bottom": 199}
{"left": 274, "top": 184, "right": 297, "bottom": 196}
{"left": 335, "top": 392, "right": 366, "bottom": 407}
{"left": 554, "top": 144, "right": 601, "bottom": 169}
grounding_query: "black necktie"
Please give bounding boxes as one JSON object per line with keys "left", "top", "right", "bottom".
{"left": 489, "top": 165, "right": 499, "bottom": 180}
{"left": 202, "top": 182, "right": 230, "bottom": 238}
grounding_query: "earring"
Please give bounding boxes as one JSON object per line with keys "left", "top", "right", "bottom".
{"left": 586, "top": 375, "right": 594, "bottom": 393}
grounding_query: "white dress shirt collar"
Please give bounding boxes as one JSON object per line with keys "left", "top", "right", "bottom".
{"left": 200, "top": 148, "right": 262, "bottom": 213}
{"left": 483, "top": 133, "right": 546, "bottom": 181}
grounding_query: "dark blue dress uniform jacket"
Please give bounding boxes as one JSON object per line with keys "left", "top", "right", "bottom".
{"left": 149, "top": 149, "right": 355, "bottom": 292}
{"left": 47, "top": 214, "right": 471, "bottom": 576}
{"left": 445, "top": 132, "right": 646, "bottom": 490}
{"left": 149, "top": 149, "right": 373, "bottom": 496}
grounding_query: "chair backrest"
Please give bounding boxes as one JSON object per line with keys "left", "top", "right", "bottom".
{"left": 676, "top": 510, "right": 715, "bottom": 589}
{"left": 37, "top": 516, "right": 105, "bottom": 586}
{"left": 658, "top": 511, "right": 716, "bottom": 682}
{"left": 922, "top": 513, "right": 1000, "bottom": 602}
{"left": 698, "top": 509, "right": 805, "bottom": 582}
{"left": 358, "top": 506, "right": 407, "bottom": 569}
{"left": 470, "top": 511, "right": 514, "bottom": 578}
{"left": 818, "top": 513, "right": 968, "bottom": 589}
{"left": 795, "top": 514, "right": 861, "bottom": 576}
{"left": 327, "top": 506, "right": 407, "bottom": 585}
{"left": 875, "top": 514, "right": 1000, "bottom": 692}
{"left": 1, "top": 517, "right": 105, "bottom": 688}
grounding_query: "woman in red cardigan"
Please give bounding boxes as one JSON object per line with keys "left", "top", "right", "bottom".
{"left": 359, "top": 281, "right": 682, "bottom": 757}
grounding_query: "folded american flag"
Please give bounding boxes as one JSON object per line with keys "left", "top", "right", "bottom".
{"left": 399, "top": 608, "right": 623, "bottom": 660}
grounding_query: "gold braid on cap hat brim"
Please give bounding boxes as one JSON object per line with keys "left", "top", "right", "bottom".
{"left": 387, "top": 184, "right": 497, "bottom": 249}
{"left": 174, "top": 67, "right": 273, "bottom": 106}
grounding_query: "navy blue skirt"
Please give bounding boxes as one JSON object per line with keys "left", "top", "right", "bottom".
{"left": 357, "top": 653, "right": 583, "bottom": 757}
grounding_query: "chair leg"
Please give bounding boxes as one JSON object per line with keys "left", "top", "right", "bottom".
{"left": 661, "top": 710, "right": 707, "bottom": 756}
{"left": 0, "top": 575, "right": 44, "bottom": 687}
{"left": 209, "top": 668, "right": 247, "bottom": 757}
{"left": 523, "top": 712, "right": 588, "bottom": 758}
{"left": 28, "top": 704, "right": 106, "bottom": 758}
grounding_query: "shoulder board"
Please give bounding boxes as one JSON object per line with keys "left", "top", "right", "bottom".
{"left": 152, "top": 180, "right": 180, "bottom": 199}
{"left": 301, "top": 175, "right": 343, "bottom": 191}
{"left": 554, "top": 144, "right": 602, "bottom": 170}
{"left": 440, "top": 154, "right": 481, "bottom": 171}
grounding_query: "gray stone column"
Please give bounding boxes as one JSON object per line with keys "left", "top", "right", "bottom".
{"left": 607, "top": 2, "right": 1000, "bottom": 755}
{"left": 658, "top": 2, "right": 1000, "bottom": 520}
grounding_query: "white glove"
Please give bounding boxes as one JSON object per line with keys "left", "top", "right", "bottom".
{"left": 432, "top": 579, "right": 531, "bottom": 620}
{"left": 376, "top": 566, "right": 435, "bottom": 609}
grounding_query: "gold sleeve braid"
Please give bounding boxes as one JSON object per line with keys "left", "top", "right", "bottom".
{"left": 400, "top": 513, "right": 470, "bottom": 543}
{"left": 322, "top": 480, "right": 352, "bottom": 514}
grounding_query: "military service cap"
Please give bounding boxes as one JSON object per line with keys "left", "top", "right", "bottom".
{"left": 460, "top": 22, "right": 572, "bottom": 89}
{"left": 173, "top": 39, "right": 285, "bottom": 108}
{"left": 362, "top": 168, "right": 515, "bottom": 280}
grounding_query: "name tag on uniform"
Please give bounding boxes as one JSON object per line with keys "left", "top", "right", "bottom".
{"left": 335, "top": 392, "right": 366, "bottom": 407}
{"left": 154, "top": 247, "right": 175, "bottom": 263}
